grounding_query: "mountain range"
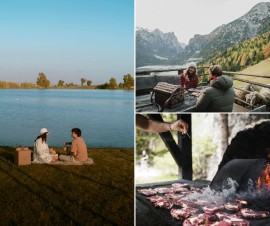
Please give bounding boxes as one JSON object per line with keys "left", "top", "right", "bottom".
{"left": 136, "top": 2, "right": 270, "bottom": 68}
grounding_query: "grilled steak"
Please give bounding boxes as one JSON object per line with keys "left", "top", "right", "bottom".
{"left": 224, "top": 202, "right": 241, "bottom": 212}
{"left": 170, "top": 208, "right": 198, "bottom": 220}
{"left": 154, "top": 199, "right": 174, "bottom": 209}
{"left": 203, "top": 204, "right": 224, "bottom": 214}
{"left": 154, "top": 187, "right": 172, "bottom": 194}
{"left": 183, "top": 213, "right": 216, "bottom": 226}
{"left": 171, "top": 183, "right": 191, "bottom": 189}
{"left": 146, "top": 195, "right": 163, "bottom": 203}
{"left": 211, "top": 222, "right": 232, "bottom": 226}
{"left": 171, "top": 187, "right": 190, "bottom": 193}
{"left": 138, "top": 188, "right": 157, "bottom": 196}
{"left": 216, "top": 212, "right": 250, "bottom": 226}
{"left": 239, "top": 208, "right": 269, "bottom": 219}
{"left": 178, "top": 200, "right": 199, "bottom": 209}
{"left": 223, "top": 216, "right": 250, "bottom": 226}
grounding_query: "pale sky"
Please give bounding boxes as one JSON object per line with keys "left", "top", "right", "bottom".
{"left": 136, "top": 0, "right": 270, "bottom": 44}
{"left": 0, "top": 0, "right": 133, "bottom": 85}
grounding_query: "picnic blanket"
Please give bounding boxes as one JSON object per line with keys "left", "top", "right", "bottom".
{"left": 32, "top": 158, "right": 94, "bottom": 165}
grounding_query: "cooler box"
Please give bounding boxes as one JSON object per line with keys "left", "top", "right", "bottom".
{"left": 14, "top": 147, "right": 31, "bottom": 166}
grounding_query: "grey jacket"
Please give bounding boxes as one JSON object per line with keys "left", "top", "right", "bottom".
{"left": 195, "top": 75, "right": 235, "bottom": 112}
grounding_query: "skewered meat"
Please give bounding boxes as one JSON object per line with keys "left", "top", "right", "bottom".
{"left": 138, "top": 188, "right": 157, "bottom": 196}
{"left": 238, "top": 208, "right": 269, "bottom": 219}
{"left": 203, "top": 204, "right": 224, "bottom": 214}
{"left": 170, "top": 208, "right": 198, "bottom": 220}
{"left": 183, "top": 213, "right": 216, "bottom": 226}
{"left": 224, "top": 202, "right": 241, "bottom": 212}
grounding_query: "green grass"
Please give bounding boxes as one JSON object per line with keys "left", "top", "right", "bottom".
{"left": 233, "top": 58, "right": 270, "bottom": 88}
{"left": 0, "top": 146, "right": 134, "bottom": 226}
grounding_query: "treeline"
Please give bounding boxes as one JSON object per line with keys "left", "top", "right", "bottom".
{"left": 0, "top": 81, "right": 36, "bottom": 89}
{"left": 0, "top": 73, "right": 134, "bottom": 89}
{"left": 199, "top": 31, "right": 270, "bottom": 71}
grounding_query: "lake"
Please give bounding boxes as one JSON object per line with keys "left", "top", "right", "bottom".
{"left": 0, "top": 89, "right": 134, "bottom": 148}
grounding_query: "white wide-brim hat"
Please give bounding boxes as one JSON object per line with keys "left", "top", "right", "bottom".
{"left": 40, "top": 128, "right": 49, "bottom": 135}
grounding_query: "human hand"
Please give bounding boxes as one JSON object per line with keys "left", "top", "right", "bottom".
{"left": 170, "top": 119, "right": 189, "bottom": 134}
{"left": 49, "top": 148, "right": 56, "bottom": 155}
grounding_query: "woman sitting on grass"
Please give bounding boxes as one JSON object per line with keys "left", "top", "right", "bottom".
{"left": 33, "top": 128, "right": 58, "bottom": 163}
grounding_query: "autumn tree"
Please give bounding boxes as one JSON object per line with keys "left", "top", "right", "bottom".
{"left": 81, "top": 78, "right": 86, "bottom": 86}
{"left": 123, "top": 74, "right": 134, "bottom": 89}
{"left": 87, "top": 80, "right": 92, "bottom": 87}
{"left": 263, "top": 43, "right": 270, "bottom": 58}
{"left": 108, "top": 77, "right": 117, "bottom": 89}
{"left": 37, "top": 72, "right": 50, "bottom": 88}
{"left": 58, "top": 80, "right": 64, "bottom": 86}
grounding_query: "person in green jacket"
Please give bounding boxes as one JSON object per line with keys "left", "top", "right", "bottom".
{"left": 195, "top": 65, "right": 235, "bottom": 112}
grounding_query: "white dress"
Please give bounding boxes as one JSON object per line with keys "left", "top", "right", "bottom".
{"left": 33, "top": 138, "right": 53, "bottom": 163}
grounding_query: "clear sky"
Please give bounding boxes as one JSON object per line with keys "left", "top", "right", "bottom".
{"left": 136, "top": 0, "right": 270, "bottom": 44}
{"left": 0, "top": 0, "right": 134, "bottom": 85}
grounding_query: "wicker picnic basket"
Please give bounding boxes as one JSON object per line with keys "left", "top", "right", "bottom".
{"left": 151, "top": 82, "right": 184, "bottom": 112}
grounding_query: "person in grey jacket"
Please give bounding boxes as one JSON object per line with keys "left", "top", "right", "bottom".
{"left": 195, "top": 65, "right": 235, "bottom": 112}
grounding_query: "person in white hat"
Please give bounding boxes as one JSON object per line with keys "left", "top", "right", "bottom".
{"left": 33, "top": 128, "right": 58, "bottom": 163}
{"left": 179, "top": 62, "right": 199, "bottom": 91}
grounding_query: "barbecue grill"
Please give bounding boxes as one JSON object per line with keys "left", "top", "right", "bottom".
{"left": 136, "top": 159, "right": 270, "bottom": 226}
{"left": 136, "top": 116, "right": 270, "bottom": 226}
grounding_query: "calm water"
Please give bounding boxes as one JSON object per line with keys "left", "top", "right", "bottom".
{"left": 0, "top": 89, "right": 134, "bottom": 147}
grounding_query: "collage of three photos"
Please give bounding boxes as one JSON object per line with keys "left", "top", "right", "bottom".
{"left": 1, "top": 0, "right": 270, "bottom": 225}
{"left": 136, "top": 0, "right": 270, "bottom": 225}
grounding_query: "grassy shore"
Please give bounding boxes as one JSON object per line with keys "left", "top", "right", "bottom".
{"left": 0, "top": 146, "right": 134, "bottom": 226}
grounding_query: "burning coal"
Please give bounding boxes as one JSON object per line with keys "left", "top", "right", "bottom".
{"left": 257, "top": 163, "right": 270, "bottom": 190}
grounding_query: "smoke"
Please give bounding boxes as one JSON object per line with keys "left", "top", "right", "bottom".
{"left": 184, "top": 177, "right": 270, "bottom": 210}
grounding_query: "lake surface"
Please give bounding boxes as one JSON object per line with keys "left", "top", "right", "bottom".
{"left": 0, "top": 89, "right": 134, "bottom": 148}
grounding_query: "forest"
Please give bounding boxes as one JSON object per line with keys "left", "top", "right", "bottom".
{"left": 199, "top": 31, "right": 270, "bottom": 72}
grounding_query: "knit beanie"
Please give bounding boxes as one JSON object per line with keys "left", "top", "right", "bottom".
{"left": 188, "top": 62, "right": 197, "bottom": 69}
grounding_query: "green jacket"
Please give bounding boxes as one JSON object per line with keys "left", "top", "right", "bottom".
{"left": 195, "top": 75, "right": 235, "bottom": 112}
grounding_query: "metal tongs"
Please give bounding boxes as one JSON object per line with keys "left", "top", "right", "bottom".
{"left": 182, "top": 130, "right": 191, "bottom": 139}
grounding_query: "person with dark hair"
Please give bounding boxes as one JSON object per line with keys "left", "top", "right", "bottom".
{"left": 179, "top": 62, "right": 199, "bottom": 91}
{"left": 195, "top": 65, "right": 235, "bottom": 112}
{"left": 33, "top": 128, "right": 58, "bottom": 163}
{"left": 59, "top": 128, "right": 88, "bottom": 163}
